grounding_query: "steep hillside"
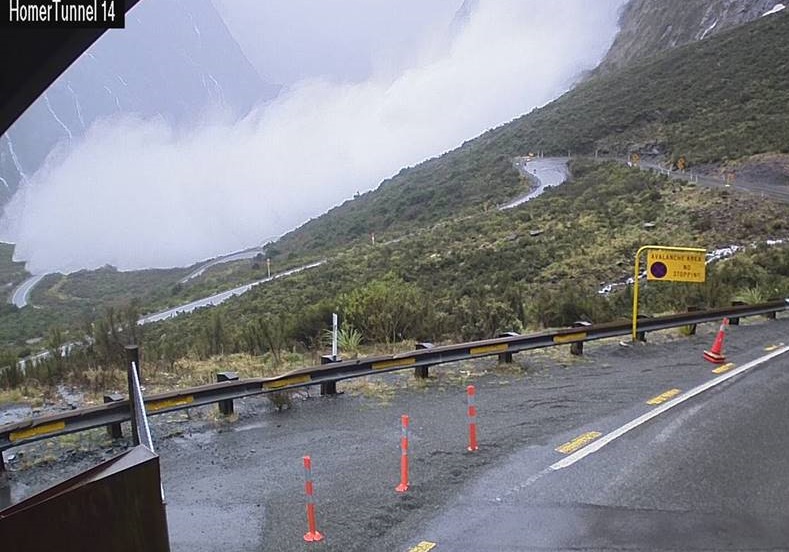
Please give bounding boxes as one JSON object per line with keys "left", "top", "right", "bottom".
{"left": 273, "top": 12, "right": 789, "bottom": 261}
{"left": 138, "top": 160, "right": 789, "bottom": 363}
{"left": 599, "top": 0, "right": 783, "bottom": 73}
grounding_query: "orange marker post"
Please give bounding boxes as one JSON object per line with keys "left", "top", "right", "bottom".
{"left": 395, "top": 414, "right": 410, "bottom": 493}
{"left": 467, "top": 385, "right": 479, "bottom": 452}
{"left": 302, "top": 456, "right": 324, "bottom": 542}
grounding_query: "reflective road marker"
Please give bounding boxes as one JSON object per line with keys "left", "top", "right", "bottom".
{"left": 555, "top": 431, "right": 602, "bottom": 454}
{"left": 646, "top": 388, "right": 681, "bottom": 405}
{"left": 408, "top": 541, "right": 437, "bottom": 552}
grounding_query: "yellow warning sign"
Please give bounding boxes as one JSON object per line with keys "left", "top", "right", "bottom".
{"left": 646, "top": 249, "right": 706, "bottom": 283}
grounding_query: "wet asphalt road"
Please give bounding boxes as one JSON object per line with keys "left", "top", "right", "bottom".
{"left": 149, "top": 316, "right": 789, "bottom": 552}
{"left": 405, "top": 342, "right": 789, "bottom": 550}
{"left": 3, "top": 317, "right": 788, "bottom": 551}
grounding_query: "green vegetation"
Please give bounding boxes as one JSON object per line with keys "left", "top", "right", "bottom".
{"left": 0, "top": 265, "right": 189, "bottom": 349}
{"left": 0, "top": 242, "right": 28, "bottom": 288}
{"left": 491, "top": 12, "right": 789, "bottom": 165}
{"left": 129, "top": 161, "right": 789, "bottom": 373}
{"left": 270, "top": 13, "right": 789, "bottom": 262}
{"left": 5, "top": 160, "right": 789, "bottom": 395}
{"left": 3, "top": 15, "right": 789, "bottom": 395}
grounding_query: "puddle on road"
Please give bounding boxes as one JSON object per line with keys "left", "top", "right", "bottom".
{"left": 233, "top": 420, "right": 274, "bottom": 433}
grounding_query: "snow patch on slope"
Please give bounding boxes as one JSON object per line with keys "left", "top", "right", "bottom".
{"left": 763, "top": 4, "right": 786, "bottom": 16}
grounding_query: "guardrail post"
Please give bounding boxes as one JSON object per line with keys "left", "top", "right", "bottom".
{"left": 570, "top": 321, "right": 591, "bottom": 355}
{"left": 729, "top": 301, "right": 746, "bottom": 325}
{"left": 636, "top": 315, "right": 649, "bottom": 342}
{"left": 685, "top": 306, "right": 700, "bottom": 335}
{"left": 125, "top": 345, "right": 141, "bottom": 445}
{"left": 103, "top": 393, "right": 124, "bottom": 439}
{"left": 216, "top": 371, "right": 239, "bottom": 415}
{"left": 498, "top": 332, "right": 518, "bottom": 363}
{"left": 0, "top": 453, "right": 8, "bottom": 509}
{"left": 319, "top": 355, "right": 339, "bottom": 396}
{"left": 414, "top": 343, "right": 434, "bottom": 378}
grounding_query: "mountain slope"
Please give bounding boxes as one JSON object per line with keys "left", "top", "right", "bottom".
{"left": 273, "top": 12, "right": 789, "bottom": 262}
{"left": 0, "top": 0, "right": 279, "bottom": 206}
{"left": 599, "top": 0, "right": 782, "bottom": 73}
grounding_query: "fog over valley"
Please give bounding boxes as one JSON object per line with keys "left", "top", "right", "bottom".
{"left": 0, "top": 0, "right": 625, "bottom": 274}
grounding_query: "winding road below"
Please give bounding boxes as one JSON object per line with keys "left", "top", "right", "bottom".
{"left": 8, "top": 274, "right": 45, "bottom": 308}
{"left": 499, "top": 156, "right": 570, "bottom": 210}
{"left": 137, "top": 260, "right": 326, "bottom": 325}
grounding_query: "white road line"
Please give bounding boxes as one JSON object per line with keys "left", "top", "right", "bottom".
{"left": 550, "top": 345, "right": 789, "bottom": 471}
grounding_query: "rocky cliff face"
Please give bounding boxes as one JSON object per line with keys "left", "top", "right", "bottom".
{"left": 599, "top": 0, "right": 785, "bottom": 73}
{"left": 0, "top": 0, "right": 278, "bottom": 206}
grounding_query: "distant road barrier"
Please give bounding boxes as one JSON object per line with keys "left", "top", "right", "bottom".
{"left": 1, "top": 299, "right": 787, "bottom": 466}
{"left": 599, "top": 156, "right": 789, "bottom": 203}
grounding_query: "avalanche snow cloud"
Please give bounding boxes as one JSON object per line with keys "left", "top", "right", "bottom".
{"left": 0, "top": 0, "right": 625, "bottom": 273}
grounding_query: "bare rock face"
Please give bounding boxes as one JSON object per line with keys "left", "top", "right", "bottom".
{"left": 599, "top": 0, "right": 782, "bottom": 74}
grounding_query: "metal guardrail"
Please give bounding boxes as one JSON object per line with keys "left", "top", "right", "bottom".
{"left": 600, "top": 156, "right": 789, "bottom": 203}
{"left": 1, "top": 299, "right": 786, "bottom": 455}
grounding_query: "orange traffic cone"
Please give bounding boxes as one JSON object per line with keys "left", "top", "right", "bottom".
{"left": 703, "top": 318, "right": 729, "bottom": 364}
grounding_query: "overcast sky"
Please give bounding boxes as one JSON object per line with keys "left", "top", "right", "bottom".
{"left": 212, "top": 0, "right": 462, "bottom": 84}
{"left": 1, "top": 0, "right": 626, "bottom": 274}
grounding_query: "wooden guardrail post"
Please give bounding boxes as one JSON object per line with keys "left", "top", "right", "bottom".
{"left": 685, "top": 306, "right": 700, "bottom": 335}
{"left": 636, "top": 315, "right": 650, "bottom": 342}
{"left": 414, "top": 343, "right": 434, "bottom": 379}
{"left": 570, "top": 321, "right": 592, "bottom": 355}
{"left": 103, "top": 393, "right": 124, "bottom": 439}
{"left": 319, "top": 355, "right": 340, "bottom": 396}
{"left": 0, "top": 454, "right": 8, "bottom": 508}
{"left": 729, "top": 301, "right": 746, "bottom": 325}
{"left": 216, "top": 372, "right": 239, "bottom": 415}
{"left": 125, "top": 346, "right": 141, "bottom": 445}
{"left": 498, "top": 332, "right": 519, "bottom": 363}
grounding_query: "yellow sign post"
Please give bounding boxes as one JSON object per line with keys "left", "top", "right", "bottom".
{"left": 632, "top": 245, "right": 707, "bottom": 341}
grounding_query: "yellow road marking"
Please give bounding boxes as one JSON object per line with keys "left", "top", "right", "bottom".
{"left": 263, "top": 375, "right": 311, "bottom": 390}
{"left": 10, "top": 420, "right": 66, "bottom": 442}
{"left": 469, "top": 343, "right": 508, "bottom": 355}
{"left": 646, "top": 388, "right": 681, "bottom": 405}
{"left": 765, "top": 343, "right": 784, "bottom": 352}
{"left": 555, "top": 431, "right": 602, "bottom": 454}
{"left": 372, "top": 357, "right": 416, "bottom": 370}
{"left": 408, "top": 542, "right": 437, "bottom": 552}
{"left": 711, "top": 362, "right": 736, "bottom": 374}
{"left": 553, "top": 332, "right": 587, "bottom": 344}
{"left": 147, "top": 395, "right": 194, "bottom": 412}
